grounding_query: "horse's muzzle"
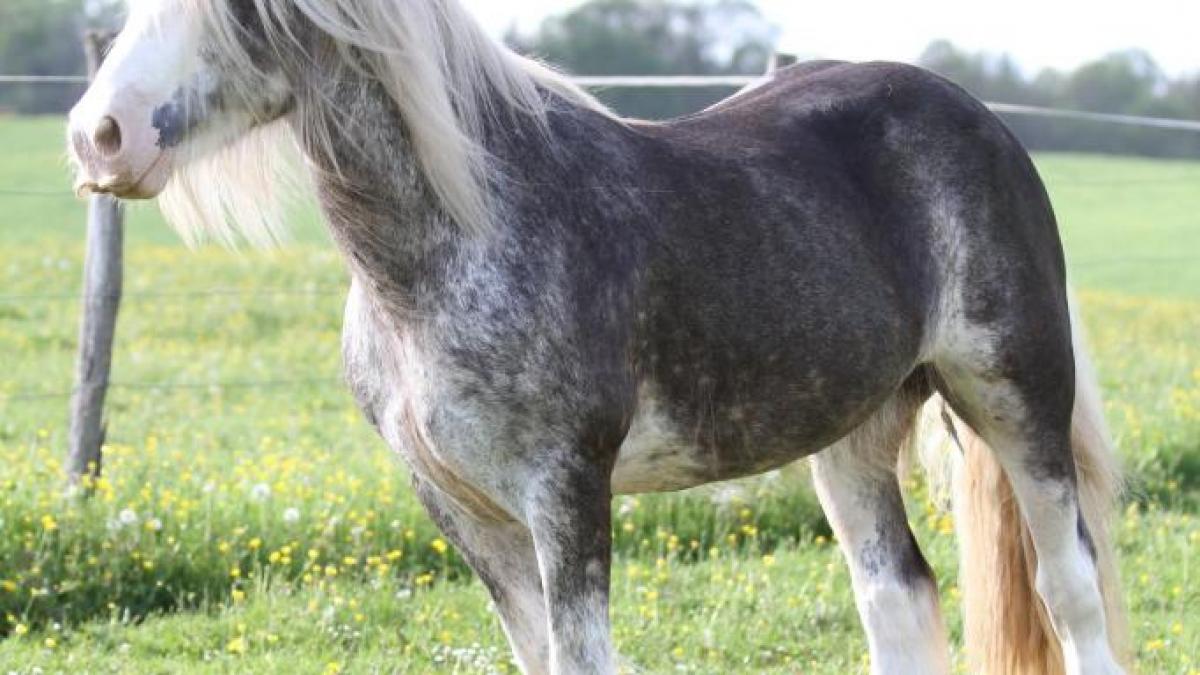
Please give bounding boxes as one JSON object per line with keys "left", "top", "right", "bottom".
{"left": 68, "top": 93, "right": 172, "bottom": 200}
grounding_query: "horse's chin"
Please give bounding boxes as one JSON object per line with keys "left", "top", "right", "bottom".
{"left": 74, "top": 152, "right": 172, "bottom": 201}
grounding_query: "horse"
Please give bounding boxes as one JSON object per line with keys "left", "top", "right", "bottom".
{"left": 66, "top": 1, "right": 1128, "bottom": 673}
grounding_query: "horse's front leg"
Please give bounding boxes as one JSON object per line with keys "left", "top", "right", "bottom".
{"left": 524, "top": 456, "right": 616, "bottom": 675}
{"left": 410, "top": 478, "right": 551, "bottom": 674}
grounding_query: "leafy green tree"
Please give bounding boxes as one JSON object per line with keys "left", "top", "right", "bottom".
{"left": 1064, "top": 50, "right": 1161, "bottom": 114}
{"left": 920, "top": 41, "right": 1200, "bottom": 158}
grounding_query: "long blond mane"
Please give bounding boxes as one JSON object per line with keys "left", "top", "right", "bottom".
{"left": 163, "top": 0, "right": 610, "bottom": 245}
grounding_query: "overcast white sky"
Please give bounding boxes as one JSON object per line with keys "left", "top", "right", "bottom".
{"left": 463, "top": 0, "right": 1200, "bottom": 78}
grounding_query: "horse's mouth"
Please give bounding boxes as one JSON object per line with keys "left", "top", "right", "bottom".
{"left": 76, "top": 178, "right": 158, "bottom": 200}
{"left": 74, "top": 151, "right": 171, "bottom": 201}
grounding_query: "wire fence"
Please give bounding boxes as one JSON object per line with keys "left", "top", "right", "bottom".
{"left": 1, "top": 75, "right": 1198, "bottom": 409}
{"left": 9, "top": 72, "right": 1200, "bottom": 133}
{"left": 2, "top": 378, "right": 344, "bottom": 404}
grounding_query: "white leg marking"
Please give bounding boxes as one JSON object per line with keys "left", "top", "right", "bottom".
{"left": 854, "top": 579, "right": 948, "bottom": 675}
{"left": 811, "top": 415, "right": 950, "bottom": 675}
{"left": 1002, "top": 461, "right": 1123, "bottom": 675}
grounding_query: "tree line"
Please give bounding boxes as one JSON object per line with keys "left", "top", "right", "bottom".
{"left": 2, "top": 0, "right": 1198, "bottom": 157}
{"left": 917, "top": 41, "right": 1200, "bottom": 158}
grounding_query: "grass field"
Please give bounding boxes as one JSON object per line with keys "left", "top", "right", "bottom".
{"left": 0, "top": 115, "right": 1197, "bottom": 673}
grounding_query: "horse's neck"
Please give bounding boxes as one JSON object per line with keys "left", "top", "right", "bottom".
{"left": 294, "top": 79, "right": 467, "bottom": 315}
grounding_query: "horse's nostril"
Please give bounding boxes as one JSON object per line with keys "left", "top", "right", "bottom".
{"left": 93, "top": 116, "right": 123, "bottom": 157}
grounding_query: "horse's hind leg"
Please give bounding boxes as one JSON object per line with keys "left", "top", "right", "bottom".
{"left": 935, "top": 309, "right": 1123, "bottom": 674}
{"left": 810, "top": 388, "right": 950, "bottom": 675}
{"left": 412, "top": 478, "right": 550, "bottom": 675}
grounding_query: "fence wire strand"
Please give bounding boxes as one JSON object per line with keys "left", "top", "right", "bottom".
{"left": 2, "top": 378, "right": 343, "bottom": 404}
{"left": 0, "top": 288, "right": 346, "bottom": 303}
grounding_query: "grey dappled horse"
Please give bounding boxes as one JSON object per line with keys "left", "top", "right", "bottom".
{"left": 67, "top": 1, "right": 1127, "bottom": 673}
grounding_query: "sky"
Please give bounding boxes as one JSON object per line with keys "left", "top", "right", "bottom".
{"left": 463, "top": 0, "right": 1200, "bottom": 78}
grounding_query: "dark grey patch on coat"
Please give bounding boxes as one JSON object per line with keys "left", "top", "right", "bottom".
{"left": 152, "top": 89, "right": 198, "bottom": 149}
{"left": 1077, "top": 511, "right": 1098, "bottom": 561}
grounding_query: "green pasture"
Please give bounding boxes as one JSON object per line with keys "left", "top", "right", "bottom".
{"left": 0, "top": 115, "right": 1196, "bottom": 673}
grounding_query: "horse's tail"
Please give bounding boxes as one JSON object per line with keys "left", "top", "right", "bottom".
{"left": 917, "top": 299, "right": 1128, "bottom": 673}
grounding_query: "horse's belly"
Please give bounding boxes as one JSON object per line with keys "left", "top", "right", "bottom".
{"left": 611, "top": 385, "right": 825, "bottom": 494}
{"left": 612, "top": 390, "right": 713, "bottom": 494}
{"left": 611, "top": 372, "right": 888, "bottom": 494}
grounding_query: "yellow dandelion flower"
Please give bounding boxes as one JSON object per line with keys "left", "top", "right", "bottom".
{"left": 431, "top": 538, "right": 449, "bottom": 555}
{"left": 227, "top": 637, "right": 247, "bottom": 655}
{"left": 937, "top": 514, "right": 955, "bottom": 535}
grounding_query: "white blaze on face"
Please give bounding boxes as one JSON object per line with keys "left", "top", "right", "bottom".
{"left": 68, "top": 0, "right": 203, "bottom": 198}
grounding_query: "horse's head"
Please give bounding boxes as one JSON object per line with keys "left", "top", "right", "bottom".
{"left": 66, "top": 0, "right": 590, "bottom": 244}
{"left": 67, "top": 0, "right": 292, "bottom": 200}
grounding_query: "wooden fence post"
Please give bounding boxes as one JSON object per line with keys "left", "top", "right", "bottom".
{"left": 67, "top": 31, "right": 124, "bottom": 489}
